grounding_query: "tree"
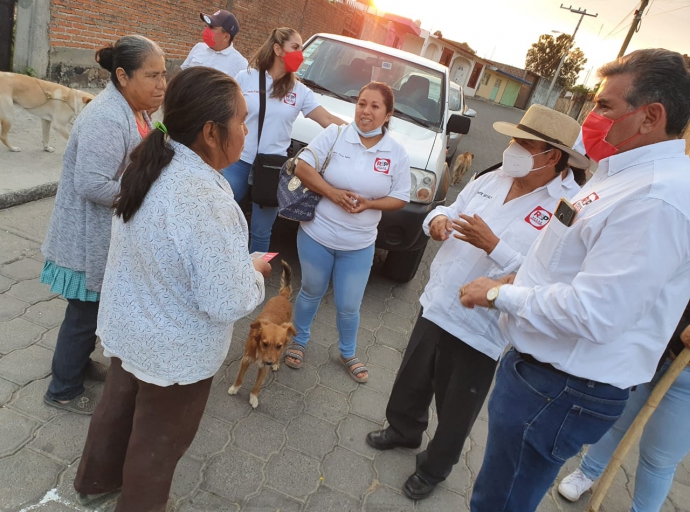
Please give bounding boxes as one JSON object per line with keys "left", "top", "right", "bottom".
{"left": 525, "top": 33, "right": 587, "bottom": 89}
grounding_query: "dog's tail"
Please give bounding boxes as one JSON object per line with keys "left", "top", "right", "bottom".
{"left": 279, "top": 260, "right": 292, "bottom": 299}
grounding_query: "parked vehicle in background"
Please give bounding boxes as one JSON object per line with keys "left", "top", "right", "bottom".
{"left": 447, "top": 81, "right": 476, "bottom": 165}
{"left": 291, "top": 34, "right": 471, "bottom": 282}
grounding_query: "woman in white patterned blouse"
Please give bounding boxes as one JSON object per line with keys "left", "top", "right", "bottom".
{"left": 72, "top": 67, "right": 271, "bottom": 511}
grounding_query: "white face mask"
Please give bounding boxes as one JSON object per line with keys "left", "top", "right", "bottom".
{"left": 352, "top": 122, "right": 384, "bottom": 138}
{"left": 502, "top": 142, "right": 553, "bottom": 178}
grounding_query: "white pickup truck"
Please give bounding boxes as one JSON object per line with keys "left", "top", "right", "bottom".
{"left": 291, "top": 34, "right": 472, "bottom": 282}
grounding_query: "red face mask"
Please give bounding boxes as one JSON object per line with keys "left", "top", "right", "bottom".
{"left": 203, "top": 27, "right": 217, "bottom": 48}
{"left": 581, "top": 106, "right": 646, "bottom": 163}
{"left": 282, "top": 51, "right": 304, "bottom": 73}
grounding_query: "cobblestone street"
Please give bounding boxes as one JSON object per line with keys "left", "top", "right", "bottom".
{"left": 0, "top": 97, "right": 688, "bottom": 511}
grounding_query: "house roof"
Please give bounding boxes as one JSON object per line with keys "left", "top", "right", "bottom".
{"left": 382, "top": 13, "right": 421, "bottom": 36}
{"left": 491, "top": 68, "right": 532, "bottom": 86}
{"left": 433, "top": 36, "right": 476, "bottom": 56}
{"left": 486, "top": 59, "right": 533, "bottom": 86}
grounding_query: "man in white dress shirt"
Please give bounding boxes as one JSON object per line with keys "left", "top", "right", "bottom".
{"left": 365, "top": 106, "right": 587, "bottom": 500}
{"left": 181, "top": 10, "right": 248, "bottom": 78}
{"left": 460, "top": 49, "right": 690, "bottom": 512}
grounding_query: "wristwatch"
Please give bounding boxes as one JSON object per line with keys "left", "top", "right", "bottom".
{"left": 486, "top": 285, "right": 502, "bottom": 309}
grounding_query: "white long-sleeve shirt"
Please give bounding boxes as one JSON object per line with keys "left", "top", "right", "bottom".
{"left": 180, "top": 42, "right": 248, "bottom": 78}
{"left": 496, "top": 140, "right": 690, "bottom": 389}
{"left": 98, "top": 142, "right": 265, "bottom": 385}
{"left": 420, "top": 169, "right": 580, "bottom": 360}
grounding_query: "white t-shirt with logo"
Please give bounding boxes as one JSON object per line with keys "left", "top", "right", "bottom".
{"left": 237, "top": 69, "right": 320, "bottom": 163}
{"left": 180, "top": 43, "right": 248, "bottom": 78}
{"left": 298, "top": 124, "right": 411, "bottom": 251}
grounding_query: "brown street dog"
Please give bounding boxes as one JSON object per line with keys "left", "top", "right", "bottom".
{"left": 228, "top": 261, "right": 296, "bottom": 408}
{"left": 0, "top": 72, "right": 95, "bottom": 153}
{"left": 451, "top": 151, "right": 475, "bottom": 186}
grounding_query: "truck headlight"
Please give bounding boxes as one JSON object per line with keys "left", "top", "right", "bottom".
{"left": 409, "top": 168, "right": 436, "bottom": 204}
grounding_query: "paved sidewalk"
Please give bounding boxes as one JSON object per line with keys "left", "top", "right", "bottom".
{"left": 0, "top": 96, "right": 688, "bottom": 512}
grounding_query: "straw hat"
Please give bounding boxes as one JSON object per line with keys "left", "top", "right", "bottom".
{"left": 493, "top": 104, "right": 590, "bottom": 169}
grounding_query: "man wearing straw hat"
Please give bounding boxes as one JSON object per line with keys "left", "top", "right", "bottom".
{"left": 365, "top": 105, "right": 587, "bottom": 501}
{"left": 459, "top": 48, "right": 690, "bottom": 512}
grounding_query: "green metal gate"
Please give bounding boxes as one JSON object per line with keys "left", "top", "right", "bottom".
{"left": 499, "top": 81, "right": 521, "bottom": 108}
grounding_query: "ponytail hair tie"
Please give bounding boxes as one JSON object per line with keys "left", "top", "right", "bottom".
{"left": 154, "top": 121, "right": 168, "bottom": 135}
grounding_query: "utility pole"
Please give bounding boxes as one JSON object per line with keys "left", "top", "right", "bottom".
{"left": 618, "top": 0, "right": 649, "bottom": 58}
{"left": 545, "top": 4, "right": 598, "bottom": 106}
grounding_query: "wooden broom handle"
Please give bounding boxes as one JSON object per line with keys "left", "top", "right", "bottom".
{"left": 586, "top": 347, "right": 690, "bottom": 512}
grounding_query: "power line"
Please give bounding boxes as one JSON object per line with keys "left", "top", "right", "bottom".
{"left": 546, "top": 5, "right": 598, "bottom": 103}
{"left": 618, "top": 0, "right": 650, "bottom": 58}
{"left": 645, "top": 4, "right": 690, "bottom": 17}
{"left": 602, "top": 4, "right": 638, "bottom": 40}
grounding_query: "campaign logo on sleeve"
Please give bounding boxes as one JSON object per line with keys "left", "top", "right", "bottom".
{"left": 283, "top": 92, "right": 297, "bottom": 106}
{"left": 574, "top": 192, "right": 599, "bottom": 212}
{"left": 374, "top": 158, "right": 391, "bottom": 174}
{"left": 525, "top": 206, "right": 552, "bottom": 230}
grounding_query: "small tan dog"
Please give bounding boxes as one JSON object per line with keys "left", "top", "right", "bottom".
{"left": 0, "top": 72, "right": 95, "bottom": 152}
{"left": 228, "top": 261, "right": 296, "bottom": 408}
{"left": 451, "top": 151, "right": 474, "bottom": 185}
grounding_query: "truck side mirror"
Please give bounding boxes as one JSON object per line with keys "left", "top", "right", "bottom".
{"left": 446, "top": 113, "right": 471, "bottom": 135}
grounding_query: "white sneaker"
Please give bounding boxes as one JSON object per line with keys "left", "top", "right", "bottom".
{"left": 558, "top": 468, "right": 594, "bottom": 502}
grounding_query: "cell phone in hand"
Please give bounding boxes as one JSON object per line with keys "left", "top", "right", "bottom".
{"left": 250, "top": 252, "right": 278, "bottom": 262}
{"left": 554, "top": 198, "right": 577, "bottom": 227}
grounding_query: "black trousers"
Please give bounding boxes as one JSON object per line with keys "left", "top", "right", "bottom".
{"left": 47, "top": 299, "right": 100, "bottom": 401}
{"left": 386, "top": 312, "right": 498, "bottom": 484}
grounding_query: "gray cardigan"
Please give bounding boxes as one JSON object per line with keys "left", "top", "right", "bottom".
{"left": 42, "top": 83, "right": 149, "bottom": 292}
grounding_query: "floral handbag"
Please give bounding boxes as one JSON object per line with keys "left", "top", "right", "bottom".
{"left": 277, "top": 125, "right": 342, "bottom": 222}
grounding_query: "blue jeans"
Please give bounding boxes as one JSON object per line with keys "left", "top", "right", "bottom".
{"left": 221, "top": 159, "right": 279, "bottom": 253}
{"left": 580, "top": 359, "right": 690, "bottom": 512}
{"left": 292, "top": 228, "right": 374, "bottom": 358}
{"left": 470, "top": 349, "right": 630, "bottom": 512}
{"left": 47, "top": 299, "right": 100, "bottom": 401}
{"left": 222, "top": 159, "right": 252, "bottom": 203}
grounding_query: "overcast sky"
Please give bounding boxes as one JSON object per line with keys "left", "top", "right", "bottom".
{"left": 373, "top": 0, "right": 690, "bottom": 87}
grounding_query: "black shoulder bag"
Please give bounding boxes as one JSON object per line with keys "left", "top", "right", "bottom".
{"left": 250, "top": 71, "right": 289, "bottom": 207}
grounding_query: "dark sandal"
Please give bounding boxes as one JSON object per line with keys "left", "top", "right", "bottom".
{"left": 43, "top": 388, "right": 100, "bottom": 415}
{"left": 284, "top": 343, "right": 305, "bottom": 369}
{"left": 341, "top": 356, "right": 369, "bottom": 383}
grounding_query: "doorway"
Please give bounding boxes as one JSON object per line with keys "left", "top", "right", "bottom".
{"left": 0, "top": 0, "right": 17, "bottom": 71}
{"left": 489, "top": 79, "right": 502, "bottom": 101}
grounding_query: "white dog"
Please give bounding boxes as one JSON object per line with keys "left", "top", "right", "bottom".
{"left": 0, "top": 72, "right": 95, "bottom": 152}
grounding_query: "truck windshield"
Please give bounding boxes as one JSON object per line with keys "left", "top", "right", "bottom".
{"left": 297, "top": 37, "right": 445, "bottom": 131}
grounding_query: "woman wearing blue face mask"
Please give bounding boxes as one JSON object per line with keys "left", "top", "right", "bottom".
{"left": 222, "top": 27, "right": 345, "bottom": 253}
{"left": 283, "top": 82, "right": 411, "bottom": 383}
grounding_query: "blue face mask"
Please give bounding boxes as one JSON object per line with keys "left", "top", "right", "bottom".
{"left": 352, "top": 122, "right": 383, "bottom": 138}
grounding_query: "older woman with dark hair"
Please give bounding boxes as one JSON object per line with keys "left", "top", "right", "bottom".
{"left": 72, "top": 66, "right": 269, "bottom": 510}
{"left": 40, "top": 35, "right": 166, "bottom": 414}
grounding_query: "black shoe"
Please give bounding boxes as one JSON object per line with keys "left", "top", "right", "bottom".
{"left": 366, "top": 428, "right": 421, "bottom": 451}
{"left": 403, "top": 472, "right": 437, "bottom": 500}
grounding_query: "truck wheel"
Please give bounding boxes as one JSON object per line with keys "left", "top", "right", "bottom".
{"left": 383, "top": 245, "right": 427, "bottom": 283}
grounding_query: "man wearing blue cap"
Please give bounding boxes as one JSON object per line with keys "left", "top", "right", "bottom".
{"left": 181, "top": 10, "right": 248, "bottom": 78}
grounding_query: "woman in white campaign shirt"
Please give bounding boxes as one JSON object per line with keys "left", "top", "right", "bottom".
{"left": 283, "top": 82, "right": 411, "bottom": 383}
{"left": 222, "top": 27, "right": 344, "bottom": 253}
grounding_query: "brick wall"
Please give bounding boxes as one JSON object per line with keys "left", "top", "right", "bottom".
{"left": 46, "top": 0, "right": 354, "bottom": 83}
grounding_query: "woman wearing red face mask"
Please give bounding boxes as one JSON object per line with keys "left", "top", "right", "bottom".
{"left": 222, "top": 27, "right": 345, "bottom": 253}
